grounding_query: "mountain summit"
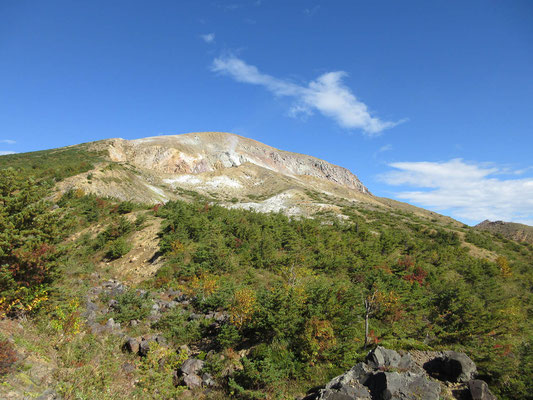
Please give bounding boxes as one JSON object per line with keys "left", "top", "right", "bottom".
{"left": 106, "top": 132, "right": 369, "bottom": 194}
{"left": 49, "top": 132, "right": 450, "bottom": 222}
{"left": 55, "top": 132, "right": 386, "bottom": 216}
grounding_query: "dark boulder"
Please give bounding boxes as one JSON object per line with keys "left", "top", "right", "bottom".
{"left": 319, "top": 385, "right": 371, "bottom": 400}
{"left": 176, "top": 358, "right": 206, "bottom": 390}
{"left": 365, "top": 346, "right": 415, "bottom": 371}
{"left": 468, "top": 379, "right": 497, "bottom": 400}
{"left": 201, "top": 372, "right": 217, "bottom": 388}
{"left": 365, "top": 371, "right": 440, "bottom": 400}
{"left": 183, "top": 373, "right": 202, "bottom": 389}
{"left": 124, "top": 337, "right": 140, "bottom": 354}
{"left": 424, "top": 351, "right": 477, "bottom": 383}
{"left": 313, "top": 347, "right": 502, "bottom": 400}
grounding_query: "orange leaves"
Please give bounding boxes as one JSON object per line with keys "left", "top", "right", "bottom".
{"left": 11, "top": 243, "right": 56, "bottom": 287}
{"left": 0, "top": 339, "right": 17, "bottom": 376}
{"left": 302, "top": 317, "right": 336, "bottom": 364}
{"left": 397, "top": 255, "right": 415, "bottom": 269}
{"left": 403, "top": 266, "right": 428, "bottom": 285}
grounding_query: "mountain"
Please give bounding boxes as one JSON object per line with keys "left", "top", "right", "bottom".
{"left": 50, "top": 132, "right": 454, "bottom": 224}
{"left": 475, "top": 219, "right": 533, "bottom": 244}
{"left": 59, "top": 131, "right": 372, "bottom": 210}
{"left": 1, "top": 132, "right": 531, "bottom": 400}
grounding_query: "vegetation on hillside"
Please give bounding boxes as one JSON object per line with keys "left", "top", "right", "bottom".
{"left": 0, "top": 154, "right": 531, "bottom": 399}
{"left": 150, "top": 200, "right": 532, "bottom": 398}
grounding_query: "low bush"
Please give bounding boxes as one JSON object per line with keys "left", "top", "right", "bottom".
{"left": 0, "top": 339, "right": 17, "bottom": 375}
{"left": 109, "top": 290, "right": 151, "bottom": 324}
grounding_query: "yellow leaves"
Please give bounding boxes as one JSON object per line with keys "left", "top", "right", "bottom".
{"left": 496, "top": 256, "right": 512, "bottom": 278}
{"left": 170, "top": 240, "right": 186, "bottom": 255}
{"left": 0, "top": 287, "right": 49, "bottom": 318}
{"left": 230, "top": 288, "right": 256, "bottom": 329}
{"left": 182, "top": 273, "right": 219, "bottom": 298}
{"left": 374, "top": 290, "right": 403, "bottom": 323}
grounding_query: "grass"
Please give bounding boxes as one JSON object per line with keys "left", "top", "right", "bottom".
{"left": 0, "top": 144, "right": 105, "bottom": 183}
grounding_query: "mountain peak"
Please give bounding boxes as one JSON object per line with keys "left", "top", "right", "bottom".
{"left": 103, "top": 132, "right": 369, "bottom": 194}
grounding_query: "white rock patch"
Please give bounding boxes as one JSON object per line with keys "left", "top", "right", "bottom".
{"left": 145, "top": 184, "right": 168, "bottom": 201}
{"left": 204, "top": 176, "right": 242, "bottom": 189}
{"left": 164, "top": 175, "right": 202, "bottom": 185}
{"left": 230, "top": 192, "right": 301, "bottom": 215}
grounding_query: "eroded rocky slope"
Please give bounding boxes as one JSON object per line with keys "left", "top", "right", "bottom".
{"left": 56, "top": 132, "right": 457, "bottom": 224}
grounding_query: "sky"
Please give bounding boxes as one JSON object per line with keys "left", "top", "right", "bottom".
{"left": 1, "top": 0, "right": 532, "bottom": 225}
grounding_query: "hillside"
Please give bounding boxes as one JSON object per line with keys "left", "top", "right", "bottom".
{"left": 475, "top": 220, "right": 533, "bottom": 244}
{"left": 0, "top": 134, "right": 531, "bottom": 400}
{"left": 3, "top": 132, "right": 450, "bottom": 225}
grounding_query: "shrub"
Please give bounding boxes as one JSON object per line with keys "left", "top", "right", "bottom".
{"left": 106, "top": 237, "right": 132, "bottom": 260}
{"left": 117, "top": 201, "right": 134, "bottom": 214}
{"left": 152, "top": 309, "right": 205, "bottom": 345}
{"left": 0, "top": 339, "right": 17, "bottom": 375}
{"left": 218, "top": 323, "right": 241, "bottom": 349}
{"left": 110, "top": 290, "right": 151, "bottom": 323}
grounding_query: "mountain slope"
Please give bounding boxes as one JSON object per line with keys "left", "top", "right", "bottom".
{"left": 1, "top": 135, "right": 532, "bottom": 399}
{"left": 475, "top": 219, "right": 533, "bottom": 244}
{"left": 42, "top": 132, "right": 458, "bottom": 225}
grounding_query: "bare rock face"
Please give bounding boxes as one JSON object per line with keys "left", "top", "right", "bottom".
{"left": 104, "top": 132, "right": 370, "bottom": 194}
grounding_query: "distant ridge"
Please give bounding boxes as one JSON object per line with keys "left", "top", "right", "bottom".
{"left": 475, "top": 219, "right": 533, "bottom": 244}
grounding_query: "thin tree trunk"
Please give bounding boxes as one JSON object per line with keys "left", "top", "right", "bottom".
{"left": 364, "top": 310, "right": 369, "bottom": 348}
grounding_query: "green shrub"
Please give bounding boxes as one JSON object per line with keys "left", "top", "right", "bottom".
{"left": 217, "top": 323, "right": 241, "bottom": 349}
{"left": 117, "top": 201, "right": 134, "bottom": 214}
{"left": 105, "top": 237, "right": 132, "bottom": 260}
{"left": 152, "top": 309, "right": 205, "bottom": 345}
{"left": 109, "top": 290, "right": 151, "bottom": 323}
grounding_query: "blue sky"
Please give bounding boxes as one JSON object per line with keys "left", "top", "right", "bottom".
{"left": 1, "top": 0, "right": 532, "bottom": 225}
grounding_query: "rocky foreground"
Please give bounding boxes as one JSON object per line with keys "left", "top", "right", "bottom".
{"left": 90, "top": 280, "right": 498, "bottom": 400}
{"left": 306, "top": 346, "right": 496, "bottom": 400}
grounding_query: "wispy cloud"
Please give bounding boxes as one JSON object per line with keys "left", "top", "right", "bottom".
{"left": 378, "top": 144, "right": 393, "bottom": 153}
{"left": 380, "top": 159, "right": 533, "bottom": 225}
{"left": 0, "top": 139, "right": 15, "bottom": 144}
{"left": 0, "top": 151, "right": 16, "bottom": 155}
{"left": 373, "top": 144, "right": 393, "bottom": 158}
{"left": 201, "top": 33, "right": 215, "bottom": 43}
{"left": 211, "top": 55, "right": 402, "bottom": 135}
{"left": 304, "top": 5, "right": 320, "bottom": 16}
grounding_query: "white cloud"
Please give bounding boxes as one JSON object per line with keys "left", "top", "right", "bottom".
{"left": 0, "top": 140, "right": 15, "bottom": 144}
{"left": 0, "top": 151, "right": 16, "bottom": 155}
{"left": 380, "top": 159, "right": 533, "bottom": 225}
{"left": 211, "top": 56, "right": 402, "bottom": 135}
{"left": 201, "top": 33, "right": 215, "bottom": 43}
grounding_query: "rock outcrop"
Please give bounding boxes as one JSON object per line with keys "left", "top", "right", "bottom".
{"left": 307, "top": 346, "right": 496, "bottom": 400}
{"left": 104, "top": 132, "right": 370, "bottom": 194}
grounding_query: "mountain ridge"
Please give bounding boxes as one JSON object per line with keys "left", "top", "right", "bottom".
{"left": 94, "top": 132, "right": 370, "bottom": 193}
{"left": 475, "top": 219, "right": 533, "bottom": 244}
